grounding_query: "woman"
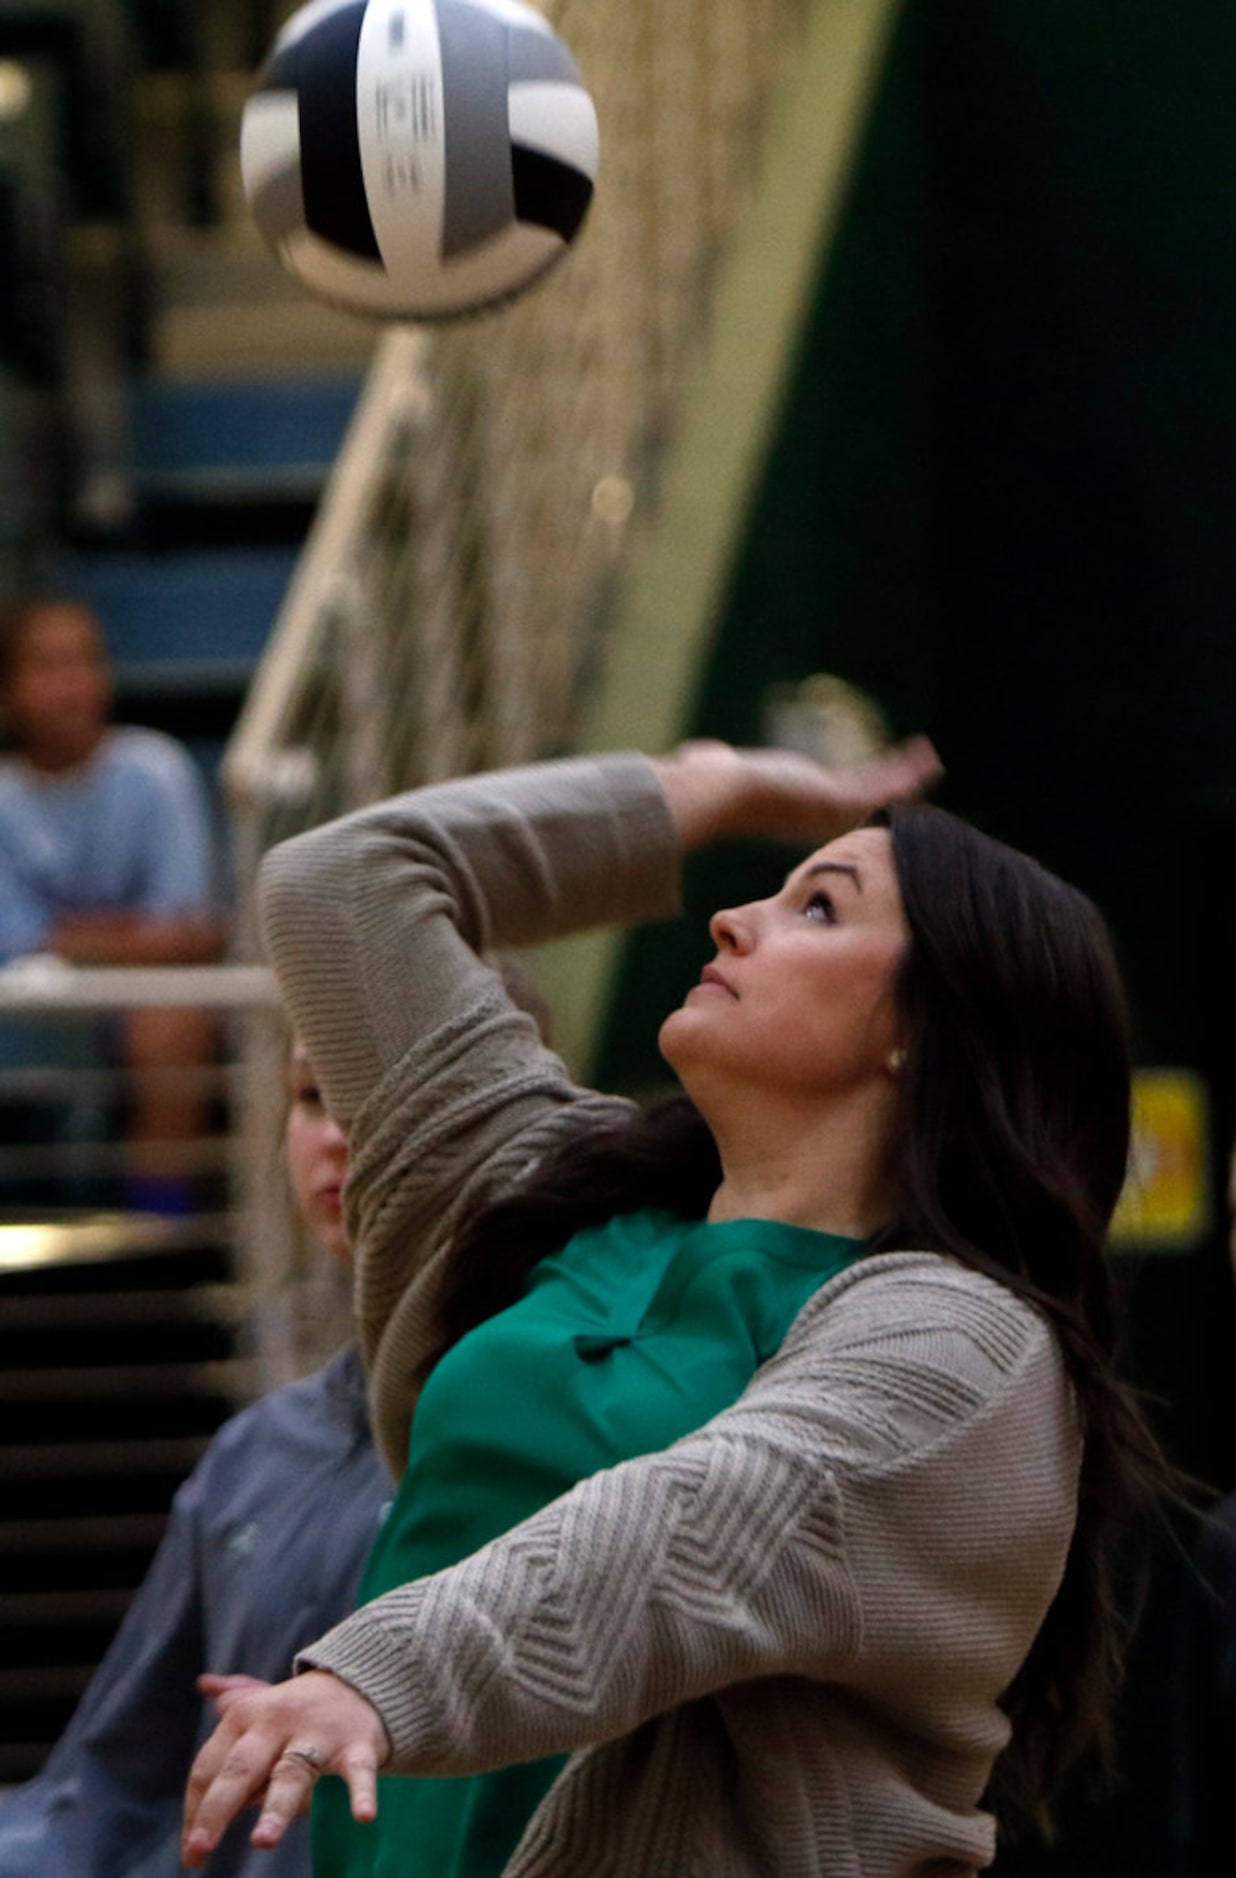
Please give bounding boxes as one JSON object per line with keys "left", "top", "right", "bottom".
{"left": 0, "top": 1045, "right": 391, "bottom": 1878}
{"left": 182, "top": 739, "right": 1165, "bottom": 1876}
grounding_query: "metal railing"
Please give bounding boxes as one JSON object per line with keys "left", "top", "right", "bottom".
{"left": 224, "top": 0, "right": 814, "bottom": 936}
{"left": 214, "top": 0, "right": 879, "bottom": 1372}
{"left": 0, "top": 961, "right": 349, "bottom": 1389}
{"left": 0, "top": 960, "right": 358, "bottom": 1786}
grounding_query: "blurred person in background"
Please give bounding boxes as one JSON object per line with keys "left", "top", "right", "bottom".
{"left": 0, "top": 594, "right": 225, "bottom": 1210}
{"left": 0, "top": 1041, "right": 392, "bottom": 1878}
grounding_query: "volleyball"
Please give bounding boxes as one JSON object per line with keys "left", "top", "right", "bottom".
{"left": 240, "top": 0, "right": 599, "bottom": 321}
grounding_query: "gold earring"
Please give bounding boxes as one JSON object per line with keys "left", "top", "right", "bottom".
{"left": 887, "top": 1048, "right": 907, "bottom": 1073}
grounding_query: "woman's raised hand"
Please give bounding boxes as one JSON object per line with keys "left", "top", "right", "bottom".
{"left": 181, "top": 1668, "right": 391, "bottom": 1866}
{"left": 652, "top": 735, "right": 942, "bottom": 851}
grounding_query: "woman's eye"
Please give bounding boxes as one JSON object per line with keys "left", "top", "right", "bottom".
{"left": 804, "top": 891, "right": 838, "bottom": 925}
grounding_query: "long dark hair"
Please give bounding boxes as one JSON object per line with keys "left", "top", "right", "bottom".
{"left": 435, "top": 800, "right": 1170, "bottom": 1829}
{"left": 871, "top": 804, "right": 1171, "bottom": 1828}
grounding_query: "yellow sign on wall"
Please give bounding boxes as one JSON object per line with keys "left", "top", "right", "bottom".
{"left": 1110, "top": 1069, "right": 1210, "bottom": 1251}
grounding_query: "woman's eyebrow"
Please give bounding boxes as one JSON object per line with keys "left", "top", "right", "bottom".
{"left": 801, "top": 861, "right": 863, "bottom": 893}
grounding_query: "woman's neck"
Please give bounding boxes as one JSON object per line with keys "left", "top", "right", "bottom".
{"left": 703, "top": 1089, "right": 893, "bottom": 1240}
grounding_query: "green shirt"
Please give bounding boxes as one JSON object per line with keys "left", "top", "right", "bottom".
{"left": 313, "top": 1208, "right": 863, "bottom": 1877}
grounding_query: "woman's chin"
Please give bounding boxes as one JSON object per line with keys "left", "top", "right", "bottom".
{"left": 657, "top": 1006, "right": 686, "bottom": 1066}
{"left": 657, "top": 1005, "right": 708, "bottom": 1077}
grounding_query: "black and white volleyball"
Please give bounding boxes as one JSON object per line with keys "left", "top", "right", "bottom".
{"left": 240, "top": 0, "right": 599, "bottom": 320}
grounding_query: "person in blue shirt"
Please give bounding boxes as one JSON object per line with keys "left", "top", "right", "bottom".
{"left": 0, "top": 593, "right": 226, "bottom": 1207}
{"left": 0, "top": 596, "right": 220, "bottom": 970}
{"left": 0, "top": 1043, "right": 393, "bottom": 1877}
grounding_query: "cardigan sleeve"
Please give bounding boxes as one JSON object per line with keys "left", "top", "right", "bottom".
{"left": 256, "top": 756, "right": 682, "bottom": 1466}
{"left": 298, "top": 1255, "right": 1080, "bottom": 1775}
{"left": 257, "top": 754, "right": 679, "bottom": 1131}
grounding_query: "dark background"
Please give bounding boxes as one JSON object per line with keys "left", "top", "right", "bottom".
{"left": 597, "top": 4, "right": 1236, "bottom": 1870}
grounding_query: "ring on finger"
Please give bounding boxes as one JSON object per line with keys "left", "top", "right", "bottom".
{"left": 281, "top": 1743, "right": 325, "bottom": 1780}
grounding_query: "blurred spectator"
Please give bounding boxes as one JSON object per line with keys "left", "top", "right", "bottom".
{"left": 0, "top": 594, "right": 221, "bottom": 964}
{"left": 0, "top": 594, "right": 226, "bottom": 1209}
{"left": 0, "top": 1042, "right": 393, "bottom": 1878}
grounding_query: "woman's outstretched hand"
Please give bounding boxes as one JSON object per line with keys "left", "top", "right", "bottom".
{"left": 181, "top": 1669, "right": 391, "bottom": 1866}
{"left": 652, "top": 735, "right": 943, "bottom": 852}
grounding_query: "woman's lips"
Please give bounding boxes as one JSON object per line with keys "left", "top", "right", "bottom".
{"left": 693, "top": 965, "right": 736, "bottom": 998}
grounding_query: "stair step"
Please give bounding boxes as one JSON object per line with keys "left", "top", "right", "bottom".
{"left": 0, "top": 1358, "right": 255, "bottom": 1404}
{"left": 157, "top": 298, "right": 381, "bottom": 377}
{"left": 0, "top": 1666, "right": 96, "bottom": 1702}
{"left": 0, "top": 1742, "right": 54, "bottom": 1782}
{"left": 0, "top": 1213, "right": 234, "bottom": 1280}
{"left": 0, "top": 1316, "right": 234, "bottom": 1377}
{"left": 0, "top": 1136, "right": 229, "bottom": 1180}
{"left": 0, "top": 1435, "right": 211, "bottom": 1478}
{"left": 0, "top": 1285, "right": 243, "bottom": 1329}
{"left": 0, "top": 1513, "right": 169, "bottom": 1556}
{"left": 128, "top": 372, "right": 362, "bottom": 502}
{"left": 1, "top": 1586, "right": 135, "bottom": 1624}
{"left": 45, "top": 546, "right": 297, "bottom": 681}
{"left": 152, "top": 225, "right": 318, "bottom": 309}
{"left": 149, "top": 228, "right": 378, "bottom": 376}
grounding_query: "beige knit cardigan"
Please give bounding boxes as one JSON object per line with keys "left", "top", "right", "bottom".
{"left": 257, "top": 755, "right": 1081, "bottom": 1878}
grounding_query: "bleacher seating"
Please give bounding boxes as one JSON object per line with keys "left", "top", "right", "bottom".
{"left": 128, "top": 373, "right": 362, "bottom": 511}
{"left": 0, "top": 3, "right": 344, "bottom": 1796}
{"left": 46, "top": 546, "right": 300, "bottom": 696}
{"left": 0, "top": 1230, "right": 243, "bottom": 1784}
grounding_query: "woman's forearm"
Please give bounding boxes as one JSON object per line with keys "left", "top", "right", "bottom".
{"left": 651, "top": 737, "right": 941, "bottom": 852}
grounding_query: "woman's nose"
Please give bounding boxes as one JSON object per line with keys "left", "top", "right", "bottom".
{"left": 709, "top": 904, "right": 754, "bottom": 953}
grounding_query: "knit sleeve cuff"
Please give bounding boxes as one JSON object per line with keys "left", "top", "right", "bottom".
{"left": 295, "top": 1616, "right": 447, "bottom": 1772}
